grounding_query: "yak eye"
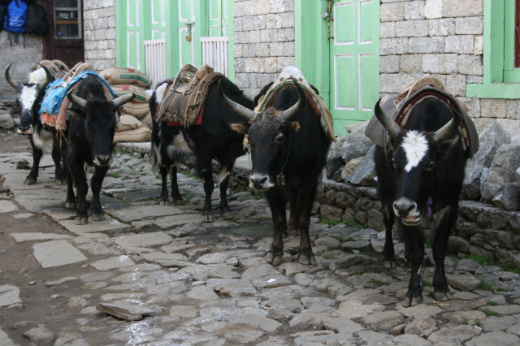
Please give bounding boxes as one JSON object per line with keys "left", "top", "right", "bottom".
{"left": 426, "top": 161, "right": 435, "bottom": 171}
{"left": 274, "top": 134, "right": 285, "bottom": 144}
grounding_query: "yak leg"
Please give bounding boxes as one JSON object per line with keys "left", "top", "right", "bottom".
{"left": 201, "top": 161, "right": 215, "bottom": 223}
{"left": 52, "top": 135, "right": 64, "bottom": 185}
{"left": 219, "top": 174, "right": 233, "bottom": 219}
{"left": 291, "top": 185, "right": 316, "bottom": 265}
{"left": 25, "top": 136, "right": 43, "bottom": 185}
{"left": 170, "top": 166, "right": 184, "bottom": 205}
{"left": 432, "top": 205, "right": 456, "bottom": 301}
{"left": 264, "top": 188, "right": 288, "bottom": 266}
{"left": 63, "top": 160, "right": 76, "bottom": 210}
{"left": 402, "top": 224, "right": 425, "bottom": 306}
{"left": 381, "top": 192, "right": 397, "bottom": 268}
{"left": 66, "top": 154, "right": 89, "bottom": 225}
{"left": 90, "top": 166, "right": 109, "bottom": 221}
{"left": 158, "top": 165, "right": 170, "bottom": 205}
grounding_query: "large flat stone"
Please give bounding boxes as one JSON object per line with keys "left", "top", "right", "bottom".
{"left": 0, "top": 285, "right": 22, "bottom": 307}
{"left": 59, "top": 217, "right": 132, "bottom": 236}
{"left": 0, "top": 326, "right": 19, "bottom": 346}
{"left": 113, "top": 232, "right": 173, "bottom": 248}
{"left": 33, "top": 240, "right": 87, "bottom": 268}
{"left": 90, "top": 256, "right": 136, "bottom": 270}
{"left": 0, "top": 200, "right": 19, "bottom": 213}
{"left": 12, "top": 232, "right": 72, "bottom": 243}
{"left": 106, "top": 204, "right": 183, "bottom": 222}
{"left": 152, "top": 214, "right": 206, "bottom": 229}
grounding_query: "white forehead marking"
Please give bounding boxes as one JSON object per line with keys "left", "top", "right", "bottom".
{"left": 20, "top": 85, "right": 39, "bottom": 110}
{"left": 402, "top": 130, "right": 428, "bottom": 172}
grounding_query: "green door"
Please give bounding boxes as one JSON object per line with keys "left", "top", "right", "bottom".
{"left": 329, "top": 0, "right": 379, "bottom": 133}
{"left": 116, "top": 0, "right": 145, "bottom": 70}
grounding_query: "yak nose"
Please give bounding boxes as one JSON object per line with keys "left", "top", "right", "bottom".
{"left": 393, "top": 198, "right": 417, "bottom": 217}
{"left": 249, "top": 173, "right": 273, "bottom": 190}
{"left": 17, "top": 124, "right": 33, "bottom": 135}
{"left": 95, "top": 154, "right": 112, "bottom": 167}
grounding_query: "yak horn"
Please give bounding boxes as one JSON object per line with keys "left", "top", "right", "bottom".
{"left": 38, "top": 64, "right": 53, "bottom": 90}
{"left": 278, "top": 77, "right": 307, "bottom": 123}
{"left": 433, "top": 109, "right": 461, "bottom": 143}
{"left": 218, "top": 79, "right": 256, "bottom": 121}
{"left": 67, "top": 92, "right": 88, "bottom": 109}
{"left": 374, "top": 98, "right": 402, "bottom": 139}
{"left": 112, "top": 93, "right": 135, "bottom": 108}
{"left": 4, "top": 64, "right": 20, "bottom": 90}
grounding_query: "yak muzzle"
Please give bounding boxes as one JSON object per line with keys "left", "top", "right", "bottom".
{"left": 249, "top": 173, "right": 274, "bottom": 191}
{"left": 17, "top": 125, "right": 33, "bottom": 135}
{"left": 94, "top": 154, "right": 113, "bottom": 167}
{"left": 393, "top": 197, "right": 421, "bottom": 226}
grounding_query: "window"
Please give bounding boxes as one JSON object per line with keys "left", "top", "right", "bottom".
{"left": 54, "top": 0, "right": 82, "bottom": 39}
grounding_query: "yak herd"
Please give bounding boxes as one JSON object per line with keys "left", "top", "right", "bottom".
{"left": 5, "top": 62, "right": 474, "bottom": 306}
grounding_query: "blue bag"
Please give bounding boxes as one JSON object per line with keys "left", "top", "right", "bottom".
{"left": 4, "top": 0, "right": 27, "bottom": 33}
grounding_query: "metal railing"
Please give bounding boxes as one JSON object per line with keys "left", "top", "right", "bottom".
{"left": 144, "top": 39, "right": 166, "bottom": 89}
{"left": 201, "top": 36, "right": 228, "bottom": 76}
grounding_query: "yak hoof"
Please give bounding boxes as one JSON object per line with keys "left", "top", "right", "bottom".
{"left": 24, "top": 177, "right": 37, "bottom": 185}
{"left": 383, "top": 260, "right": 396, "bottom": 269}
{"left": 433, "top": 291, "right": 451, "bottom": 301}
{"left": 65, "top": 202, "right": 76, "bottom": 209}
{"left": 201, "top": 214, "right": 214, "bottom": 223}
{"left": 54, "top": 179, "right": 64, "bottom": 186}
{"left": 221, "top": 211, "right": 233, "bottom": 220}
{"left": 91, "top": 213, "right": 105, "bottom": 221}
{"left": 265, "top": 253, "right": 283, "bottom": 266}
{"left": 75, "top": 216, "right": 88, "bottom": 225}
{"left": 159, "top": 200, "right": 168, "bottom": 206}
{"left": 296, "top": 254, "right": 317, "bottom": 266}
{"left": 403, "top": 296, "right": 423, "bottom": 307}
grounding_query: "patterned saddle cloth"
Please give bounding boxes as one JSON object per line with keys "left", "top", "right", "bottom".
{"left": 255, "top": 66, "right": 336, "bottom": 142}
{"left": 365, "top": 77, "right": 479, "bottom": 158}
{"left": 154, "top": 64, "right": 224, "bottom": 127}
{"left": 39, "top": 66, "right": 117, "bottom": 132}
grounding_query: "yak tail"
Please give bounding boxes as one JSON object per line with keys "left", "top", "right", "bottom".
{"left": 166, "top": 144, "right": 195, "bottom": 166}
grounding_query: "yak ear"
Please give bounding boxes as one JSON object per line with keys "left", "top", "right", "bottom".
{"left": 290, "top": 121, "right": 301, "bottom": 132}
{"left": 229, "top": 122, "right": 249, "bottom": 134}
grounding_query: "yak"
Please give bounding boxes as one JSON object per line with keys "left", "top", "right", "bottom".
{"left": 64, "top": 76, "right": 134, "bottom": 224}
{"left": 373, "top": 96, "right": 467, "bottom": 306}
{"left": 4, "top": 64, "right": 63, "bottom": 185}
{"left": 219, "top": 78, "right": 331, "bottom": 266}
{"left": 150, "top": 77, "right": 255, "bottom": 222}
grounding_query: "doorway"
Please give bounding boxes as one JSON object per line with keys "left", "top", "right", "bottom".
{"left": 42, "top": 0, "right": 84, "bottom": 69}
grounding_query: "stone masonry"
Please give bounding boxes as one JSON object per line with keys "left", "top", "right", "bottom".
{"left": 233, "top": 0, "right": 296, "bottom": 98}
{"left": 380, "top": 0, "right": 520, "bottom": 133}
{"left": 83, "top": 0, "right": 116, "bottom": 72}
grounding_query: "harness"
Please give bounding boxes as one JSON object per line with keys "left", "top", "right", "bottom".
{"left": 276, "top": 136, "right": 291, "bottom": 186}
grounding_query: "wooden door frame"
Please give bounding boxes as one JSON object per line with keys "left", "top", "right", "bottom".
{"left": 41, "top": 0, "right": 84, "bottom": 66}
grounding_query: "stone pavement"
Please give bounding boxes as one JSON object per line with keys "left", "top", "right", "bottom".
{"left": 2, "top": 132, "right": 520, "bottom": 345}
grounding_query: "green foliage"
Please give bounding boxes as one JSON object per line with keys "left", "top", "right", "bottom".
{"left": 108, "top": 171, "right": 121, "bottom": 178}
{"left": 350, "top": 271, "right": 362, "bottom": 276}
{"left": 479, "top": 277, "right": 492, "bottom": 290}
{"left": 321, "top": 218, "right": 340, "bottom": 226}
{"left": 330, "top": 235, "right": 344, "bottom": 242}
{"left": 359, "top": 245, "right": 372, "bottom": 253}
{"left": 487, "top": 301, "right": 499, "bottom": 306}
{"left": 465, "top": 253, "right": 520, "bottom": 274}
{"left": 323, "top": 254, "right": 336, "bottom": 260}
{"left": 369, "top": 279, "right": 389, "bottom": 287}
{"left": 481, "top": 308, "right": 501, "bottom": 317}
{"left": 422, "top": 280, "right": 433, "bottom": 288}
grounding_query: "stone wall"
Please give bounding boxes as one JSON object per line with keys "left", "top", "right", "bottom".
{"left": 0, "top": 32, "right": 44, "bottom": 101}
{"left": 83, "top": 0, "right": 116, "bottom": 72}
{"left": 380, "top": 0, "right": 520, "bottom": 138}
{"left": 233, "top": 0, "right": 296, "bottom": 98}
